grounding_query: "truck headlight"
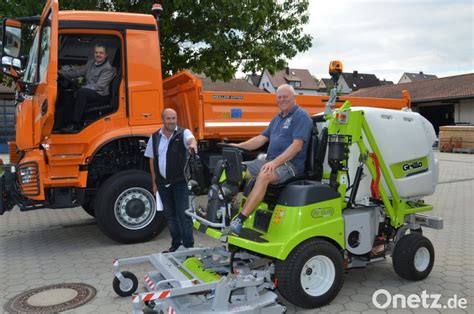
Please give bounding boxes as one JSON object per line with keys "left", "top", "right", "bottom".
{"left": 19, "top": 167, "right": 36, "bottom": 184}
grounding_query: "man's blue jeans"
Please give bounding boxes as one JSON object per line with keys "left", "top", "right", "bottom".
{"left": 158, "top": 181, "right": 194, "bottom": 249}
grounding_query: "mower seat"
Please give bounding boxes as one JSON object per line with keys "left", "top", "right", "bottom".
{"left": 274, "top": 119, "right": 328, "bottom": 185}
{"left": 243, "top": 121, "right": 329, "bottom": 210}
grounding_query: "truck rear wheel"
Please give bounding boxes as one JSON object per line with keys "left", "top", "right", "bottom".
{"left": 275, "top": 238, "right": 344, "bottom": 309}
{"left": 95, "top": 170, "right": 166, "bottom": 243}
{"left": 392, "top": 233, "right": 434, "bottom": 280}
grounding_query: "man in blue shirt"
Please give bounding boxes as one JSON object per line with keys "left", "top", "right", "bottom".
{"left": 229, "top": 84, "right": 312, "bottom": 235}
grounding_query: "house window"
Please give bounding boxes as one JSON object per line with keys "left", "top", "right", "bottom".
{"left": 289, "top": 81, "right": 301, "bottom": 87}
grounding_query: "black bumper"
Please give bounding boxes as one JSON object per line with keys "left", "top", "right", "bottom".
{"left": 0, "top": 165, "right": 15, "bottom": 215}
{"left": 1, "top": 164, "right": 46, "bottom": 214}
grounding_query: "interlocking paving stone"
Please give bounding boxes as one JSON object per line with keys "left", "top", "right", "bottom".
{"left": 1, "top": 152, "right": 472, "bottom": 313}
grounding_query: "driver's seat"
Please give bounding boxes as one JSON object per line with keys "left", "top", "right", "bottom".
{"left": 83, "top": 50, "right": 122, "bottom": 119}
{"left": 243, "top": 119, "right": 328, "bottom": 209}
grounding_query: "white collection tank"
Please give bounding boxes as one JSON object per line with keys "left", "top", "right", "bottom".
{"left": 344, "top": 107, "right": 439, "bottom": 201}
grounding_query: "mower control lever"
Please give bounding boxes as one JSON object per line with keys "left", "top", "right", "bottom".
{"left": 217, "top": 142, "right": 251, "bottom": 154}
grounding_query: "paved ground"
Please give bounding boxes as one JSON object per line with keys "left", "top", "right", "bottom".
{"left": 1, "top": 152, "right": 473, "bottom": 313}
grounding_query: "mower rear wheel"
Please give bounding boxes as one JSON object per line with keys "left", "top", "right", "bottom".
{"left": 275, "top": 238, "right": 343, "bottom": 309}
{"left": 392, "top": 233, "right": 434, "bottom": 280}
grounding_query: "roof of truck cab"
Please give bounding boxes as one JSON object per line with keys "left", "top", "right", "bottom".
{"left": 58, "top": 11, "right": 157, "bottom": 29}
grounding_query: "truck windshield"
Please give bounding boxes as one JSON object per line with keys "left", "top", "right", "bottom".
{"left": 23, "top": 12, "right": 51, "bottom": 84}
{"left": 23, "top": 30, "right": 39, "bottom": 83}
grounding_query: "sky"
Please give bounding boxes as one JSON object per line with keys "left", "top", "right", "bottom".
{"left": 286, "top": 0, "right": 473, "bottom": 83}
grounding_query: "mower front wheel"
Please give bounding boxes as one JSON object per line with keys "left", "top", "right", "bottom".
{"left": 275, "top": 238, "right": 344, "bottom": 309}
{"left": 113, "top": 271, "right": 138, "bottom": 297}
{"left": 392, "top": 233, "right": 434, "bottom": 280}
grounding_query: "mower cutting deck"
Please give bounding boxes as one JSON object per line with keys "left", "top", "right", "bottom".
{"left": 113, "top": 247, "right": 285, "bottom": 314}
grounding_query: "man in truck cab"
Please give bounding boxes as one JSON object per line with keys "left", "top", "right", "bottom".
{"left": 58, "top": 43, "right": 116, "bottom": 132}
{"left": 145, "top": 108, "right": 198, "bottom": 253}
{"left": 229, "top": 84, "right": 313, "bottom": 235}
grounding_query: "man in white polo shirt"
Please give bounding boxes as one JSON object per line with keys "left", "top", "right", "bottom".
{"left": 145, "top": 108, "right": 198, "bottom": 252}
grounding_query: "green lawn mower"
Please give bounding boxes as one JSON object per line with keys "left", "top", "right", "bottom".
{"left": 112, "top": 91, "right": 443, "bottom": 314}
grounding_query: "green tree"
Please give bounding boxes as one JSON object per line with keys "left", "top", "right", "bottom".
{"left": 1, "top": 0, "right": 312, "bottom": 81}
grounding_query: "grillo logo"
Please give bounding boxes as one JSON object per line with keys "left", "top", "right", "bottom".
{"left": 402, "top": 161, "right": 423, "bottom": 172}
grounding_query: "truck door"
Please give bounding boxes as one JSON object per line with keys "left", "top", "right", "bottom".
{"left": 125, "top": 29, "right": 163, "bottom": 126}
{"left": 31, "top": 0, "right": 59, "bottom": 145}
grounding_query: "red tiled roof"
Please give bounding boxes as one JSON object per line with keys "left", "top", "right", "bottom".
{"left": 380, "top": 80, "right": 394, "bottom": 86}
{"left": 201, "top": 76, "right": 267, "bottom": 93}
{"left": 350, "top": 73, "right": 474, "bottom": 102}
{"left": 266, "top": 68, "right": 318, "bottom": 90}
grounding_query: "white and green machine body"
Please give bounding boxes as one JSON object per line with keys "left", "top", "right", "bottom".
{"left": 112, "top": 95, "right": 443, "bottom": 313}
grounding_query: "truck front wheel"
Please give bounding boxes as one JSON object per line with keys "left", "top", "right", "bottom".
{"left": 81, "top": 203, "right": 95, "bottom": 217}
{"left": 95, "top": 170, "right": 166, "bottom": 243}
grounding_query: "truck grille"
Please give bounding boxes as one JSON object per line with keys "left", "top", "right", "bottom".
{"left": 17, "top": 162, "right": 40, "bottom": 196}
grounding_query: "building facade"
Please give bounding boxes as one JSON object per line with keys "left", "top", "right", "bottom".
{"left": 398, "top": 72, "right": 437, "bottom": 84}
{"left": 257, "top": 68, "right": 322, "bottom": 95}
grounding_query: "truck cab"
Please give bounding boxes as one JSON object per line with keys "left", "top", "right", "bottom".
{"left": 0, "top": 0, "right": 168, "bottom": 243}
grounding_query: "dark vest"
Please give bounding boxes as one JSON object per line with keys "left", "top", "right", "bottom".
{"left": 152, "top": 127, "right": 187, "bottom": 186}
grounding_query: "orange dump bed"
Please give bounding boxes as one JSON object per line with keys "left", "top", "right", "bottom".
{"left": 163, "top": 71, "right": 408, "bottom": 141}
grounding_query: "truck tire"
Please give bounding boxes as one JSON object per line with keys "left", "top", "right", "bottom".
{"left": 275, "top": 238, "right": 344, "bottom": 309}
{"left": 392, "top": 233, "right": 434, "bottom": 281}
{"left": 94, "top": 170, "right": 166, "bottom": 243}
{"left": 81, "top": 203, "right": 95, "bottom": 217}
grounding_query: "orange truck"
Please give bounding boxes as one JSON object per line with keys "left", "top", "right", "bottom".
{"left": 0, "top": 0, "right": 409, "bottom": 243}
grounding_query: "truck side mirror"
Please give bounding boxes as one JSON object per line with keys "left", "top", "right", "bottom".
{"left": 1, "top": 18, "right": 22, "bottom": 59}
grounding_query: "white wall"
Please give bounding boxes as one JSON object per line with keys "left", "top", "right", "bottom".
{"left": 337, "top": 77, "right": 352, "bottom": 94}
{"left": 258, "top": 71, "right": 276, "bottom": 93}
{"left": 398, "top": 74, "right": 412, "bottom": 84}
{"left": 337, "top": 75, "right": 352, "bottom": 94}
{"left": 456, "top": 99, "right": 474, "bottom": 124}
